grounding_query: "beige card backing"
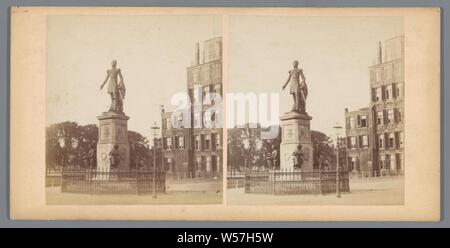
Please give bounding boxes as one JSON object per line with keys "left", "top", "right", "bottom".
{"left": 10, "top": 7, "right": 440, "bottom": 221}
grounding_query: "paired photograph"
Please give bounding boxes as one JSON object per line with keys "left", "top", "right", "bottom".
{"left": 44, "top": 13, "right": 404, "bottom": 207}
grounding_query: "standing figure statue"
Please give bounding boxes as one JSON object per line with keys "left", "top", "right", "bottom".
{"left": 292, "top": 144, "right": 304, "bottom": 170}
{"left": 100, "top": 60, "right": 126, "bottom": 113}
{"left": 282, "top": 60, "right": 308, "bottom": 113}
{"left": 109, "top": 144, "right": 121, "bottom": 170}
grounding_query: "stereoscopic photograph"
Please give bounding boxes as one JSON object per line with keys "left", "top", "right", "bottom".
{"left": 10, "top": 7, "right": 440, "bottom": 220}
{"left": 226, "top": 15, "right": 405, "bottom": 205}
{"left": 44, "top": 14, "right": 223, "bottom": 205}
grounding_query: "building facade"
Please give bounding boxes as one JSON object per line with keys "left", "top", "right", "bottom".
{"left": 345, "top": 36, "right": 404, "bottom": 177}
{"left": 162, "top": 37, "right": 223, "bottom": 179}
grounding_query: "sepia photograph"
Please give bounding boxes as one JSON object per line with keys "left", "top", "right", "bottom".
{"left": 226, "top": 15, "right": 405, "bottom": 205}
{"left": 9, "top": 7, "right": 439, "bottom": 221}
{"left": 44, "top": 14, "right": 223, "bottom": 205}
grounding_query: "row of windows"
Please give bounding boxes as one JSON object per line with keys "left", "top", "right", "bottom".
{"left": 194, "top": 133, "right": 221, "bottom": 151}
{"left": 348, "top": 152, "right": 403, "bottom": 171}
{"left": 347, "top": 131, "right": 403, "bottom": 150}
{"left": 376, "top": 108, "right": 402, "bottom": 126}
{"left": 348, "top": 115, "right": 368, "bottom": 129}
{"left": 163, "top": 133, "right": 221, "bottom": 151}
{"left": 378, "top": 132, "right": 404, "bottom": 150}
{"left": 347, "top": 135, "right": 369, "bottom": 149}
{"left": 372, "top": 83, "right": 403, "bottom": 102}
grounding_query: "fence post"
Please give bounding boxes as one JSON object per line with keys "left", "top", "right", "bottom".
{"left": 319, "top": 167, "right": 323, "bottom": 195}
{"left": 136, "top": 169, "right": 139, "bottom": 195}
{"left": 89, "top": 168, "right": 93, "bottom": 195}
{"left": 272, "top": 169, "right": 276, "bottom": 195}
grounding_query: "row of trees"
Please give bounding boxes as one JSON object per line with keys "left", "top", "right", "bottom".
{"left": 227, "top": 125, "right": 344, "bottom": 173}
{"left": 46, "top": 121, "right": 162, "bottom": 172}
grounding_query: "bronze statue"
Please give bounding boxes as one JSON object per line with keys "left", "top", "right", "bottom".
{"left": 100, "top": 60, "right": 126, "bottom": 113}
{"left": 282, "top": 60, "right": 308, "bottom": 113}
{"left": 292, "top": 144, "right": 304, "bottom": 169}
{"left": 109, "top": 144, "right": 121, "bottom": 170}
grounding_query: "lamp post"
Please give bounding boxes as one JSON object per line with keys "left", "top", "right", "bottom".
{"left": 151, "top": 121, "right": 160, "bottom": 199}
{"left": 333, "top": 122, "right": 343, "bottom": 198}
{"left": 160, "top": 105, "right": 165, "bottom": 177}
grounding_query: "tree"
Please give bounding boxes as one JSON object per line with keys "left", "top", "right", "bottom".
{"left": 46, "top": 121, "right": 150, "bottom": 171}
{"left": 311, "top": 130, "right": 335, "bottom": 170}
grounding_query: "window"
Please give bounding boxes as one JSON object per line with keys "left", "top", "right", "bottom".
{"left": 360, "top": 115, "right": 367, "bottom": 127}
{"left": 398, "top": 132, "right": 404, "bottom": 147}
{"left": 351, "top": 157, "right": 358, "bottom": 171}
{"left": 178, "top": 136, "right": 184, "bottom": 149}
{"left": 397, "top": 108, "right": 402, "bottom": 123}
{"left": 378, "top": 134, "right": 384, "bottom": 149}
{"left": 386, "top": 85, "right": 392, "bottom": 100}
{"left": 194, "top": 135, "right": 200, "bottom": 150}
{"left": 349, "top": 117, "right": 356, "bottom": 129}
{"left": 350, "top": 136, "right": 356, "bottom": 149}
{"left": 379, "top": 155, "right": 386, "bottom": 169}
{"left": 362, "top": 135, "right": 368, "bottom": 148}
{"left": 387, "top": 109, "right": 394, "bottom": 124}
{"left": 215, "top": 133, "right": 221, "bottom": 149}
{"left": 204, "top": 134, "right": 210, "bottom": 150}
{"left": 390, "top": 154, "right": 396, "bottom": 170}
{"left": 385, "top": 154, "right": 391, "bottom": 170}
{"left": 375, "top": 87, "right": 382, "bottom": 101}
{"left": 176, "top": 113, "right": 184, "bottom": 128}
{"left": 214, "top": 84, "right": 222, "bottom": 96}
{"left": 377, "top": 111, "right": 384, "bottom": 125}
{"left": 396, "top": 153, "right": 403, "bottom": 170}
{"left": 166, "top": 137, "right": 172, "bottom": 149}
{"left": 389, "top": 133, "right": 395, "bottom": 148}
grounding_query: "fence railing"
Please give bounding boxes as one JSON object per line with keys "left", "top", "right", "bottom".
{"left": 166, "top": 171, "right": 222, "bottom": 180}
{"left": 349, "top": 169, "right": 404, "bottom": 178}
{"left": 244, "top": 169, "right": 350, "bottom": 195}
{"left": 61, "top": 168, "right": 166, "bottom": 194}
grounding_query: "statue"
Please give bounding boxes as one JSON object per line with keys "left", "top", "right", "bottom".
{"left": 109, "top": 144, "right": 121, "bottom": 170}
{"left": 282, "top": 60, "right": 308, "bottom": 113}
{"left": 100, "top": 60, "right": 126, "bottom": 113}
{"left": 292, "top": 144, "right": 304, "bottom": 170}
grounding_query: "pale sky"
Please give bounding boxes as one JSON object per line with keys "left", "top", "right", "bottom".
{"left": 228, "top": 15, "right": 403, "bottom": 138}
{"left": 46, "top": 15, "right": 222, "bottom": 139}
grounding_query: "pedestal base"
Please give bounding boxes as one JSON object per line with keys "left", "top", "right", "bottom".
{"left": 279, "top": 111, "right": 314, "bottom": 171}
{"left": 96, "top": 111, "right": 130, "bottom": 171}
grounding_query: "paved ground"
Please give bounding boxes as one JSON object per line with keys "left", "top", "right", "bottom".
{"left": 227, "top": 176, "right": 404, "bottom": 205}
{"left": 46, "top": 180, "right": 222, "bottom": 205}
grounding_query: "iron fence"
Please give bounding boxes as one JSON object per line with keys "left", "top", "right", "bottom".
{"left": 349, "top": 169, "right": 404, "bottom": 178}
{"left": 244, "top": 169, "right": 350, "bottom": 195}
{"left": 61, "top": 168, "right": 166, "bottom": 194}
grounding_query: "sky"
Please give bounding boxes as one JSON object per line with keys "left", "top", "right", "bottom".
{"left": 46, "top": 14, "right": 403, "bottom": 140}
{"left": 46, "top": 15, "right": 222, "bottom": 139}
{"left": 228, "top": 15, "right": 403, "bottom": 138}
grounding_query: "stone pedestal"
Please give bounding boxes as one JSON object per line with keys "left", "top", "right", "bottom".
{"left": 280, "top": 112, "right": 314, "bottom": 171}
{"left": 96, "top": 111, "right": 130, "bottom": 171}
